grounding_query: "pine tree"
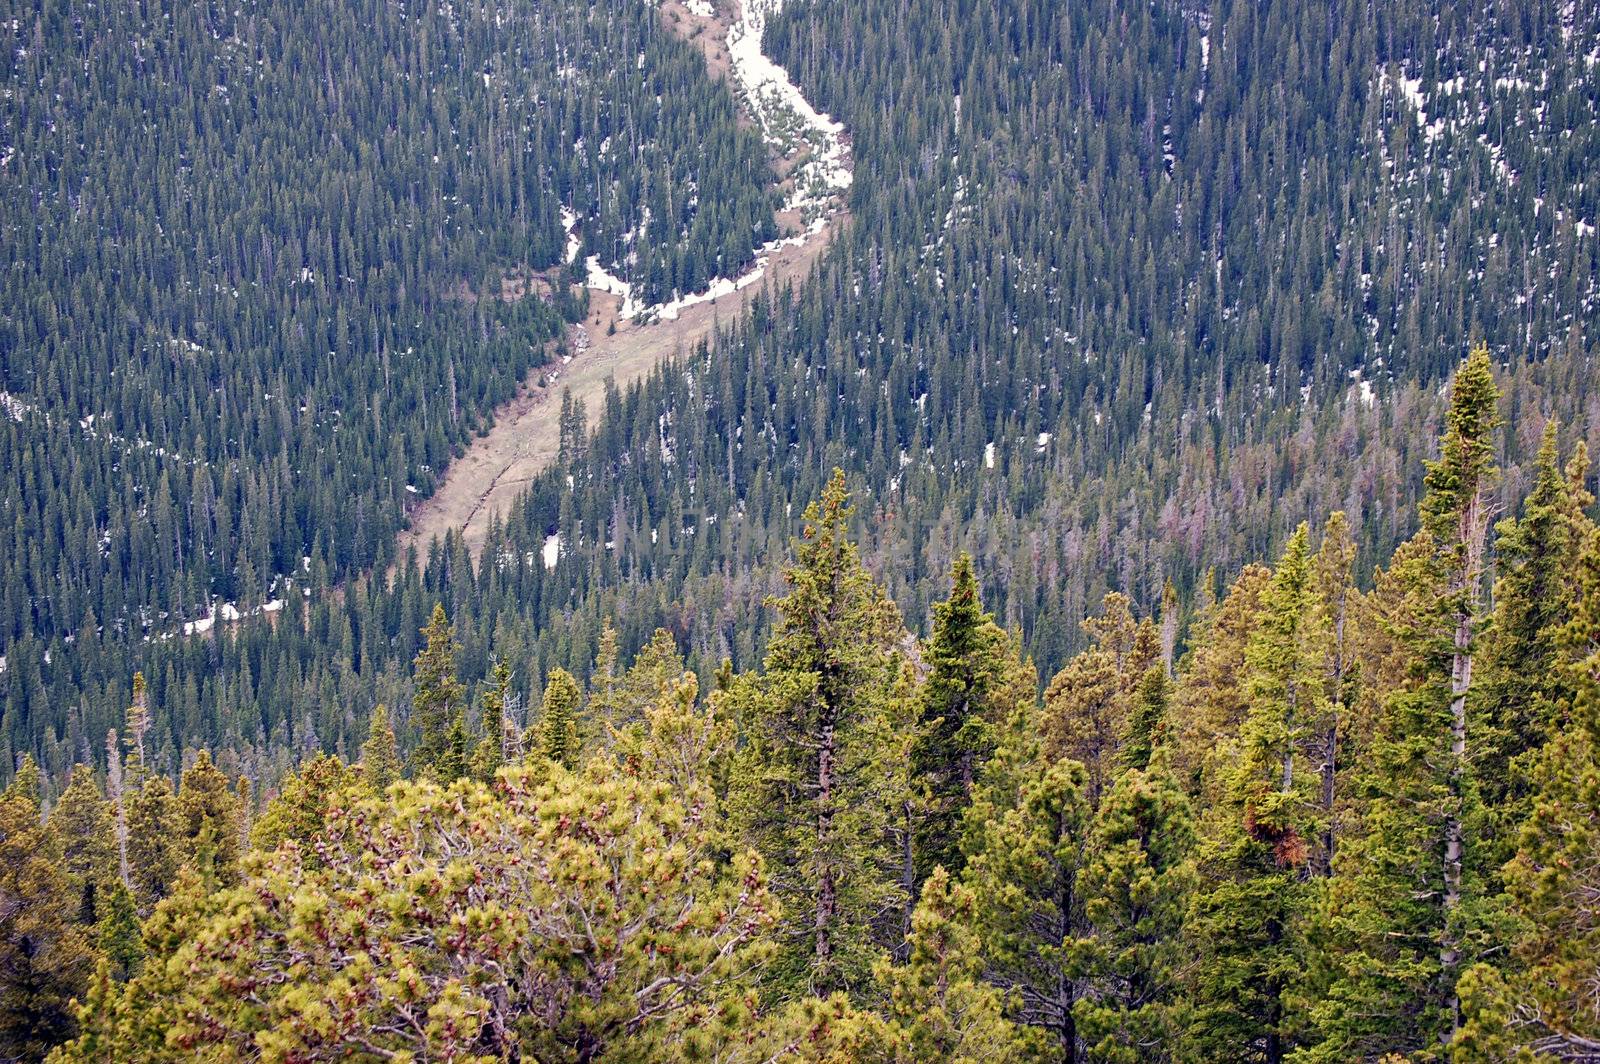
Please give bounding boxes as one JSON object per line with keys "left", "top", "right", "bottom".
{"left": 95, "top": 880, "right": 143, "bottom": 983}
{"left": 411, "top": 603, "right": 465, "bottom": 778}
{"left": 964, "top": 739, "right": 1093, "bottom": 1061}
{"left": 0, "top": 775, "right": 93, "bottom": 1059}
{"left": 46, "top": 765, "right": 116, "bottom": 925}
{"left": 727, "top": 469, "right": 905, "bottom": 996}
{"left": 124, "top": 775, "right": 180, "bottom": 911}
{"left": 250, "top": 754, "right": 368, "bottom": 855}
{"left": 871, "top": 868, "right": 1034, "bottom": 1063}
{"left": 1072, "top": 756, "right": 1195, "bottom": 1064}
{"left": 912, "top": 554, "right": 1005, "bottom": 885}
{"left": 536, "top": 668, "right": 583, "bottom": 770}
{"left": 4, "top": 756, "right": 40, "bottom": 805}
{"left": 1043, "top": 594, "right": 1161, "bottom": 807}
{"left": 360, "top": 704, "right": 403, "bottom": 791}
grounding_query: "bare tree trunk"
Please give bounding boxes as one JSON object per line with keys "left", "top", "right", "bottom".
{"left": 1443, "top": 489, "right": 1487, "bottom": 1035}
{"left": 1319, "top": 592, "right": 1345, "bottom": 876}
{"left": 815, "top": 716, "right": 836, "bottom": 971}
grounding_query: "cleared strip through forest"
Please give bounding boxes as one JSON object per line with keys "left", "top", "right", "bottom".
{"left": 395, "top": 0, "right": 850, "bottom": 562}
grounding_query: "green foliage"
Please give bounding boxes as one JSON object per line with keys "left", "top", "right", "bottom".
{"left": 911, "top": 553, "right": 1007, "bottom": 884}
{"left": 123, "top": 776, "right": 180, "bottom": 913}
{"left": 535, "top": 668, "right": 584, "bottom": 771}
{"left": 727, "top": 470, "right": 906, "bottom": 996}
{"left": 473, "top": 660, "right": 512, "bottom": 782}
{"left": 249, "top": 754, "right": 369, "bottom": 856}
{"left": 1476, "top": 422, "right": 1583, "bottom": 823}
{"left": 870, "top": 868, "right": 1034, "bottom": 1063}
{"left": 963, "top": 741, "right": 1092, "bottom": 1058}
{"left": 1073, "top": 758, "right": 1196, "bottom": 1063}
{"left": 46, "top": 766, "right": 116, "bottom": 925}
{"left": 0, "top": 785, "right": 93, "bottom": 1059}
{"left": 94, "top": 882, "right": 143, "bottom": 985}
{"left": 174, "top": 752, "right": 241, "bottom": 888}
{"left": 1304, "top": 350, "right": 1504, "bottom": 1061}
{"left": 359, "top": 703, "right": 403, "bottom": 792}
{"left": 56, "top": 766, "right": 779, "bottom": 1063}
{"left": 412, "top": 603, "right": 467, "bottom": 778}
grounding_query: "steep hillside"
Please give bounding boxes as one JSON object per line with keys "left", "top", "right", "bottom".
{"left": 0, "top": 0, "right": 776, "bottom": 655}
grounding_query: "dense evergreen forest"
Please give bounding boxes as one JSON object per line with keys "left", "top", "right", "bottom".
{"left": 9, "top": 0, "right": 1599, "bottom": 784}
{"left": 6, "top": 354, "right": 1600, "bottom": 1059}
{"left": 0, "top": 0, "right": 776, "bottom": 665}
{"left": 2, "top": 0, "right": 1600, "bottom": 1055}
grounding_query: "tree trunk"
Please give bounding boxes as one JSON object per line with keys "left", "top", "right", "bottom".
{"left": 815, "top": 715, "right": 836, "bottom": 971}
{"left": 1443, "top": 488, "right": 1486, "bottom": 1035}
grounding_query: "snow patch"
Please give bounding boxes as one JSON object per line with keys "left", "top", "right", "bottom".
{"left": 543, "top": 533, "right": 561, "bottom": 570}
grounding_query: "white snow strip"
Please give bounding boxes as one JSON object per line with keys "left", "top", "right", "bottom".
{"left": 543, "top": 533, "right": 561, "bottom": 570}
{"left": 573, "top": 0, "right": 850, "bottom": 324}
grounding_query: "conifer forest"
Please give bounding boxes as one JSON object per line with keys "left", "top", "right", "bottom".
{"left": 2, "top": 0, "right": 1600, "bottom": 1059}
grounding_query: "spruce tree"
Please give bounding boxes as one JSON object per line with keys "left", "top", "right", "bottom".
{"left": 1123, "top": 667, "right": 1170, "bottom": 774}
{"left": 727, "top": 469, "right": 905, "bottom": 996}
{"left": 360, "top": 704, "right": 403, "bottom": 791}
{"left": 536, "top": 668, "right": 583, "bottom": 770}
{"left": 912, "top": 554, "right": 1004, "bottom": 885}
{"left": 473, "top": 661, "right": 512, "bottom": 781}
{"left": 1456, "top": 524, "right": 1600, "bottom": 1060}
{"left": 1476, "top": 421, "right": 1582, "bottom": 821}
{"left": 1185, "top": 527, "right": 1325, "bottom": 1063}
{"left": 411, "top": 603, "right": 465, "bottom": 778}
{"left": 1309, "top": 346, "right": 1501, "bottom": 1060}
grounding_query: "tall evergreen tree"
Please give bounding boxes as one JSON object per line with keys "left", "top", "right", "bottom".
{"left": 1311, "top": 512, "right": 1358, "bottom": 876}
{"left": 1456, "top": 524, "right": 1600, "bottom": 1060}
{"left": 411, "top": 604, "right": 465, "bottom": 778}
{"left": 473, "top": 661, "right": 513, "bottom": 782}
{"left": 912, "top": 554, "right": 1005, "bottom": 885}
{"left": 176, "top": 751, "right": 242, "bottom": 887}
{"left": 1476, "top": 422, "right": 1582, "bottom": 822}
{"left": 0, "top": 775, "right": 93, "bottom": 1059}
{"left": 1309, "top": 346, "right": 1501, "bottom": 1060}
{"left": 1186, "top": 527, "right": 1325, "bottom": 1063}
{"left": 727, "top": 470, "right": 905, "bottom": 995}
{"left": 95, "top": 881, "right": 143, "bottom": 984}
{"left": 46, "top": 766, "right": 116, "bottom": 925}
{"left": 536, "top": 669, "right": 584, "bottom": 771}
{"left": 360, "top": 705, "right": 403, "bottom": 791}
